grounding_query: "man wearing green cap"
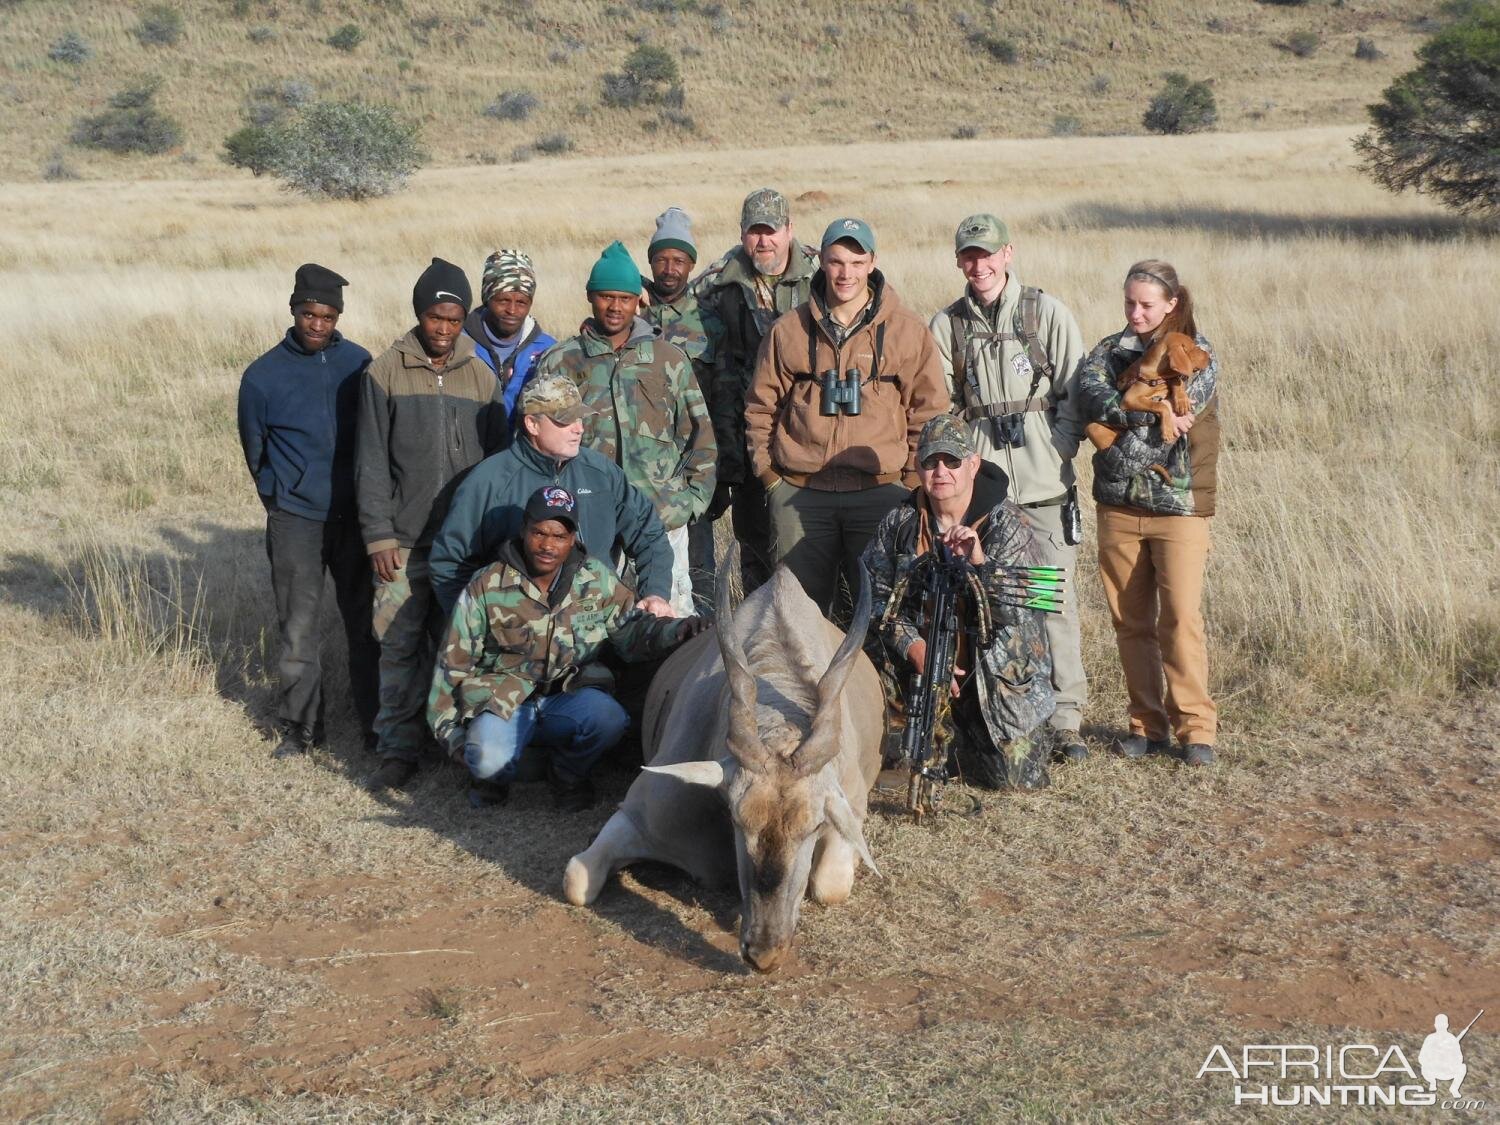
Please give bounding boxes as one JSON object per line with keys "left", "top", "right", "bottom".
{"left": 745, "top": 217, "right": 947, "bottom": 618}
{"left": 641, "top": 207, "right": 724, "bottom": 611}
{"left": 693, "top": 188, "right": 821, "bottom": 594}
{"left": 862, "top": 413, "right": 1056, "bottom": 790}
{"left": 533, "top": 240, "right": 715, "bottom": 617}
{"left": 929, "top": 214, "right": 1090, "bottom": 762}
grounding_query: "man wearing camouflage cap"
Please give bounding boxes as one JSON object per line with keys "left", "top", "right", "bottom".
{"left": 429, "top": 485, "right": 707, "bottom": 812}
{"left": 428, "top": 372, "right": 675, "bottom": 620}
{"left": 692, "top": 188, "right": 822, "bottom": 593}
{"left": 462, "top": 248, "right": 557, "bottom": 430}
{"left": 862, "top": 413, "right": 1057, "bottom": 790}
{"left": 929, "top": 213, "right": 1090, "bottom": 762}
{"left": 532, "top": 240, "right": 715, "bottom": 617}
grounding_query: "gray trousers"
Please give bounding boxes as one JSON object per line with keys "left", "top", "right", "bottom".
{"left": 767, "top": 481, "right": 907, "bottom": 618}
{"left": 1017, "top": 501, "right": 1087, "bottom": 733}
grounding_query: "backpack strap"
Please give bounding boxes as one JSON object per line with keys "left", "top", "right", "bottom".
{"left": 1014, "top": 286, "right": 1054, "bottom": 398}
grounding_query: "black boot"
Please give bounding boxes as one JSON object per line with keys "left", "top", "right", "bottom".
{"left": 467, "top": 776, "right": 511, "bottom": 808}
{"left": 550, "top": 770, "right": 596, "bottom": 813}
{"left": 272, "top": 722, "right": 315, "bottom": 760}
{"left": 366, "top": 757, "right": 418, "bottom": 792}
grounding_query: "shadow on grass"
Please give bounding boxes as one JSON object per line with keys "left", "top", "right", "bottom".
{"left": 361, "top": 754, "right": 748, "bottom": 976}
{"left": 1062, "top": 202, "right": 1491, "bottom": 243}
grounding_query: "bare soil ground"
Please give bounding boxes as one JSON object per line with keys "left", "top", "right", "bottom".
{"left": 4, "top": 690, "right": 1495, "bottom": 1121}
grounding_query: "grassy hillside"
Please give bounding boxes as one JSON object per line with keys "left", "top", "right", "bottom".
{"left": 0, "top": 0, "right": 1437, "bottom": 181}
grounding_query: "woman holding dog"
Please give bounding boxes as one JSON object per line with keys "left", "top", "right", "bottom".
{"left": 1076, "top": 260, "right": 1221, "bottom": 767}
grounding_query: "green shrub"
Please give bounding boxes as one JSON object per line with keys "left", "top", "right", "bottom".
{"left": 133, "top": 5, "right": 184, "bottom": 47}
{"left": 484, "top": 89, "right": 538, "bottom": 121}
{"left": 968, "top": 31, "right": 1017, "bottom": 63}
{"left": 42, "top": 152, "right": 80, "bottom": 181}
{"left": 1052, "top": 114, "right": 1082, "bottom": 136}
{"left": 49, "top": 31, "right": 92, "bottom": 64}
{"left": 222, "top": 124, "right": 277, "bottom": 175}
{"left": 264, "top": 100, "right": 426, "bottom": 200}
{"left": 1142, "top": 72, "right": 1217, "bottom": 134}
{"left": 71, "top": 78, "right": 182, "bottom": 155}
{"left": 247, "top": 26, "right": 274, "bottom": 42}
{"left": 953, "top": 123, "right": 980, "bottom": 139}
{"left": 1356, "top": 2, "right": 1500, "bottom": 214}
{"left": 601, "top": 44, "right": 681, "bottom": 107}
{"left": 327, "top": 24, "right": 363, "bottom": 52}
{"left": 534, "top": 131, "right": 574, "bottom": 154}
{"left": 1286, "top": 30, "right": 1321, "bottom": 57}
{"left": 1355, "top": 37, "right": 1384, "bottom": 60}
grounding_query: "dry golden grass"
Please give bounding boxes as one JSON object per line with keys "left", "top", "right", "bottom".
{"left": 1, "top": 126, "right": 1497, "bottom": 1119}
{"left": 0, "top": 0, "right": 1434, "bottom": 180}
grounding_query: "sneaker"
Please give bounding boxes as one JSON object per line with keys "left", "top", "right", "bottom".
{"left": 271, "top": 723, "right": 314, "bottom": 760}
{"left": 1054, "top": 733, "right": 1089, "bottom": 762}
{"left": 366, "top": 757, "right": 418, "bottom": 792}
{"left": 1116, "top": 734, "right": 1171, "bottom": 759}
{"left": 467, "top": 777, "right": 510, "bottom": 808}
{"left": 1182, "top": 743, "right": 1216, "bottom": 767}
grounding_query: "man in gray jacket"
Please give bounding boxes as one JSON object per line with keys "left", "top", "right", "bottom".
{"left": 929, "top": 214, "right": 1089, "bottom": 761}
{"left": 357, "top": 257, "right": 508, "bottom": 791}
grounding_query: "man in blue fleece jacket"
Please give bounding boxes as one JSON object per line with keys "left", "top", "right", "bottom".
{"left": 237, "top": 263, "right": 380, "bottom": 759}
{"left": 428, "top": 374, "right": 675, "bottom": 618}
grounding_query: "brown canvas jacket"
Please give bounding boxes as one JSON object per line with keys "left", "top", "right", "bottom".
{"left": 745, "top": 271, "right": 947, "bottom": 491}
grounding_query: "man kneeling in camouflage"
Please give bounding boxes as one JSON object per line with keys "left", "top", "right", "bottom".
{"left": 428, "top": 486, "right": 707, "bottom": 812}
{"left": 862, "top": 414, "right": 1057, "bottom": 790}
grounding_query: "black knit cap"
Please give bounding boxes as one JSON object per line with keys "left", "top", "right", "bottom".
{"left": 290, "top": 263, "right": 348, "bottom": 313}
{"left": 412, "top": 257, "right": 472, "bottom": 316}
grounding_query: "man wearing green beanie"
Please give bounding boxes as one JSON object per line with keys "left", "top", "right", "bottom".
{"left": 641, "top": 207, "right": 724, "bottom": 613}
{"left": 533, "top": 240, "right": 716, "bottom": 617}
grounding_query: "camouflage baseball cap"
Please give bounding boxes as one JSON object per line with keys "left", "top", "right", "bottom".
{"left": 917, "top": 413, "right": 977, "bottom": 464}
{"left": 740, "top": 187, "right": 789, "bottom": 233}
{"left": 518, "top": 373, "right": 593, "bottom": 424}
{"left": 955, "top": 213, "right": 1011, "bottom": 253}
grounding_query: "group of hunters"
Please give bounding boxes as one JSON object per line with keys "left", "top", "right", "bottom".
{"left": 237, "top": 187, "right": 1221, "bottom": 811}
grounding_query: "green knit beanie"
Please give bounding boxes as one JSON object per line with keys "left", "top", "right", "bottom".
{"left": 586, "top": 240, "right": 643, "bottom": 295}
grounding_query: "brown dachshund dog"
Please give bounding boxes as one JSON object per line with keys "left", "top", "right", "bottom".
{"left": 1086, "top": 291, "right": 1209, "bottom": 482}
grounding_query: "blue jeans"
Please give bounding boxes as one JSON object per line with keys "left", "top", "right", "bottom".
{"left": 463, "top": 688, "right": 628, "bottom": 786}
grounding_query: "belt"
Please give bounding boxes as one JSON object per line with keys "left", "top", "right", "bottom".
{"left": 1020, "top": 493, "right": 1068, "bottom": 509}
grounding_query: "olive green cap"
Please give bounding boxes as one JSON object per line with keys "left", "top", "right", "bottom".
{"left": 955, "top": 213, "right": 1010, "bottom": 253}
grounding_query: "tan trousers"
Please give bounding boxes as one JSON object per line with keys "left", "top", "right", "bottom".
{"left": 1096, "top": 506, "right": 1216, "bottom": 746}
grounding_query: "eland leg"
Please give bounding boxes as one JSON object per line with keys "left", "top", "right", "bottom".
{"left": 563, "top": 810, "right": 651, "bottom": 906}
{"left": 807, "top": 828, "right": 856, "bottom": 905}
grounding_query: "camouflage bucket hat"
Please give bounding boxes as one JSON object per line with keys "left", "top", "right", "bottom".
{"left": 740, "top": 187, "right": 789, "bottom": 233}
{"left": 917, "top": 413, "right": 977, "bottom": 464}
{"left": 955, "top": 213, "right": 1010, "bottom": 254}
{"left": 518, "top": 373, "right": 593, "bottom": 424}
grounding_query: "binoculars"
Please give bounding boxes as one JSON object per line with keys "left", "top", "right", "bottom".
{"left": 989, "top": 411, "right": 1027, "bottom": 449}
{"left": 819, "top": 368, "right": 862, "bottom": 416}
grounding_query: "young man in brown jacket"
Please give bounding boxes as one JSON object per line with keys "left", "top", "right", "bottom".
{"left": 745, "top": 218, "right": 947, "bottom": 617}
{"left": 356, "top": 257, "right": 509, "bottom": 791}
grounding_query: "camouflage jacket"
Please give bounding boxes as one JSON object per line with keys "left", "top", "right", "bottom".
{"left": 861, "top": 463, "right": 1056, "bottom": 744}
{"left": 642, "top": 277, "right": 722, "bottom": 384}
{"left": 428, "top": 540, "right": 684, "bottom": 747}
{"left": 692, "top": 242, "right": 820, "bottom": 484}
{"left": 533, "top": 317, "right": 716, "bottom": 530}
{"left": 1076, "top": 329, "right": 1221, "bottom": 516}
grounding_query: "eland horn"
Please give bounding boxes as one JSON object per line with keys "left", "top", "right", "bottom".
{"left": 792, "top": 559, "right": 874, "bottom": 777}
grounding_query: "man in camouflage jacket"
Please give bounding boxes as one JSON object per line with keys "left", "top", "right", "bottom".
{"left": 862, "top": 415, "right": 1057, "bottom": 790}
{"left": 429, "top": 486, "right": 705, "bottom": 811}
{"left": 692, "top": 188, "right": 821, "bottom": 592}
{"left": 641, "top": 207, "right": 724, "bottom": 612}
{"left": 533, "top": 240, "right": 715, "bottom": 617}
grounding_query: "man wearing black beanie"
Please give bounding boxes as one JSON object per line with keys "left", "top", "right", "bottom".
{"left": 238, "top": 263, "right": 380, "bottom": 759}
{"left": 357, "top": 257, "right": 509, "bottom": 792}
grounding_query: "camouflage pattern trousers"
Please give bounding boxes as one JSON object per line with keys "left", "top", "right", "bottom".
{"left": 371, "top": 547, "right": 446, "bottom": 762}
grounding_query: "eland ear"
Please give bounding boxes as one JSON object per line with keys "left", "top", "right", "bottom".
{"left": 825, "top": 788, "right": 881, "bottom": 878}
{"left": 643, "top": 759, "right": 728, "bottom": 789}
